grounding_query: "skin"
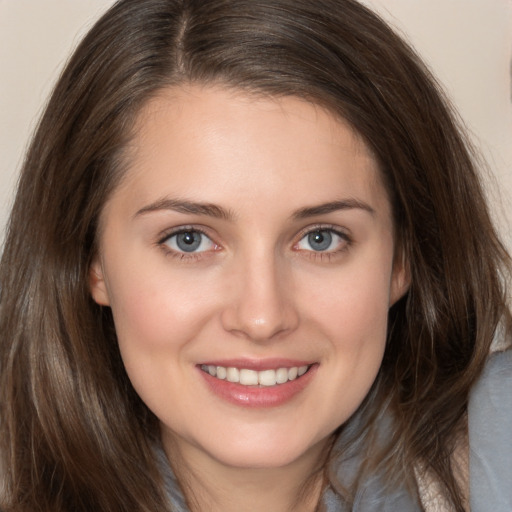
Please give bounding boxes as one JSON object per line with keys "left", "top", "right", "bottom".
{"left": 90, "top": 85, "right": 409, "bottom": 512}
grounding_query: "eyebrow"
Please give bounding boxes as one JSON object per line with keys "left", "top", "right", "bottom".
{"left": 135, "top": 198, "right": 234, "bottom": 220}
{"left": 134, "top": 197, "right": 374, "bottom": 221}
{"left": 292, "top": 199, "right": 375, "bottom": 219}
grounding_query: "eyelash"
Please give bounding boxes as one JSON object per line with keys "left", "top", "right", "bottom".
{"left": 156, "top": 224, "right": 352, "bottom": 262}
{"left": 157, "top": 226, "right": 218, "bottom": 261}
{"left": 294, "top": 224, "right": 352, "bottom": 262}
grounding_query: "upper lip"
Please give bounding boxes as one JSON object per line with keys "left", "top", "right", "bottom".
{"left": 197, "top": 358, "right": 314, "bottom": 371}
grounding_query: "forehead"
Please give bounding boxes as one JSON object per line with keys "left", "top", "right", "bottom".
{"left": 107, "top": 85, "right": 387, "bottom": 218}
{"left": 132, "top": 85, "right": 373, "bottom": 157}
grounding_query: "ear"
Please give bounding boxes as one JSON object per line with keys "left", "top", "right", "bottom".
{"left": 89, "top": 257, "right": 111, "bottom": 306}
{"left": 389, "top": 254, "right": 410, "bottom": 307}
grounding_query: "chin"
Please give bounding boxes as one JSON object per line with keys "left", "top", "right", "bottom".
{"left": 203, "top": 433, "right": 327, "bottom": 471}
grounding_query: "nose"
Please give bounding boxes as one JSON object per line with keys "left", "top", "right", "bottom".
{"left": 220, "top": 251, "right": 299, "bottom": 342}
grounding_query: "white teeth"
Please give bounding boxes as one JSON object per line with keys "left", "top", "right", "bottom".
{"left": 239, "top": 369, "right": 259, "bottom": 385}
{"left": 288, "top": 367, "right": 298, "bottom": 380}
{"left": 226, "top": 367, "right": 240, "bottom": 382}
{"left": 259, "top": 369, "right": 277, "bottom": 386}
{"left": 276, "top": 367, "right": 288, "bottom": 384}
{"left": 201, "top": 364, "right": 310, "bottom": 387}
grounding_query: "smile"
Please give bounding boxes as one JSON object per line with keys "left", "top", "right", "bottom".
{"left": 200, "top": 364, "right": 310, "bottom": 387}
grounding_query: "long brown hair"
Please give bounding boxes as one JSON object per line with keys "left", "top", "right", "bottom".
{"left": 1, "top": 0, "right": 510, "bottom": 510}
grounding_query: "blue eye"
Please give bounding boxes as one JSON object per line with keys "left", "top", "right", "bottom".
{"left": 164, "top": 230, "right": 215, "bottom": 253}
{"left": 296, "top": 229, "right": 347, "bottom": 252}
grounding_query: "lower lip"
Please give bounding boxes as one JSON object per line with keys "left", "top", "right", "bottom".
{"left": 198, "top": 365, "right": 317, "bottom": 408}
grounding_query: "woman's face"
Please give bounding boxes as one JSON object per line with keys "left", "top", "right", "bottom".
{"left": 90, "top": 85, "right": 408, "bottom": 471}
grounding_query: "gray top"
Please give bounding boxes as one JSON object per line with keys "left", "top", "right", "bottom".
{"left": 159, "top": 349, "right": 512, "bottom": 512}
{"left": 468, "top": 349, "right": 512, "bottom": 512}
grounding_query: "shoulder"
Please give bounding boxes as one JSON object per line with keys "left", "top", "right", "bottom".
{"left": 468, "top": 348, "right": 512, "bottom": 512}
{"left": 418, "top": 348, "right": 512, "bottom": 512}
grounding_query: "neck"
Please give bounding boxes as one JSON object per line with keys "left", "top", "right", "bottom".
{"left": 163, "top": 434, "right": 332, "bottom": 512}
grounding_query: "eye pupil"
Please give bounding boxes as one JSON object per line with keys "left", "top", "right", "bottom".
{"left": 308, "top": 230, "right": 332, "bottom": 251}
{"left": 176, "top": 231, "right": 201, "bottom": 252}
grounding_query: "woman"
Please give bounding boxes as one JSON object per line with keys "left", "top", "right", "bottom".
{"left": 0, "top": 0, "right": 510, "bottom": 511}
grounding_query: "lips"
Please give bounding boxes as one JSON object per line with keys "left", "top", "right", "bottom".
{"left": 197, "top": 360, "right": 316, "bottom": 407}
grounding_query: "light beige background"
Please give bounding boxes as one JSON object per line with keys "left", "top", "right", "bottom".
{"left": 1, "top": 0, "right": 511, "bottom": 249}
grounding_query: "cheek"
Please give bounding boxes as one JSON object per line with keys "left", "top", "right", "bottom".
{"left": 319, "top": 277, "right": 389, "bottom": 378}
{"left": 103, "top": 259, "right": 229, "bottom": 395}
{"left": 297, "top": 255, "right": 393, "bottom": 419}
{"left": 104, "top": 268, "right": 212, "bottom": 411}
{"left": 103, "top": 268, "right": 223, "bottom": 413}
{"left": 304, "top": 259, "right": 393, "bottom": 346}
{"left": 106, "top": 262, "right": 218, "bottom": 351}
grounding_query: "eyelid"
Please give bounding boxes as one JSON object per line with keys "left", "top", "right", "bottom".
{"left": 156, "top": 225, "right": 221, "bottom": 258}
{"left": 157, "top": 225, "right": 211, "bottom": 245}
{"left": 293, "top": 224, "right": 352, "bottom": 254}
{"left": 294, "top": 223, "right": 351, "bottom": 243}
{"left": 155, "top": 223, "right": 351, "bottom": 260}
